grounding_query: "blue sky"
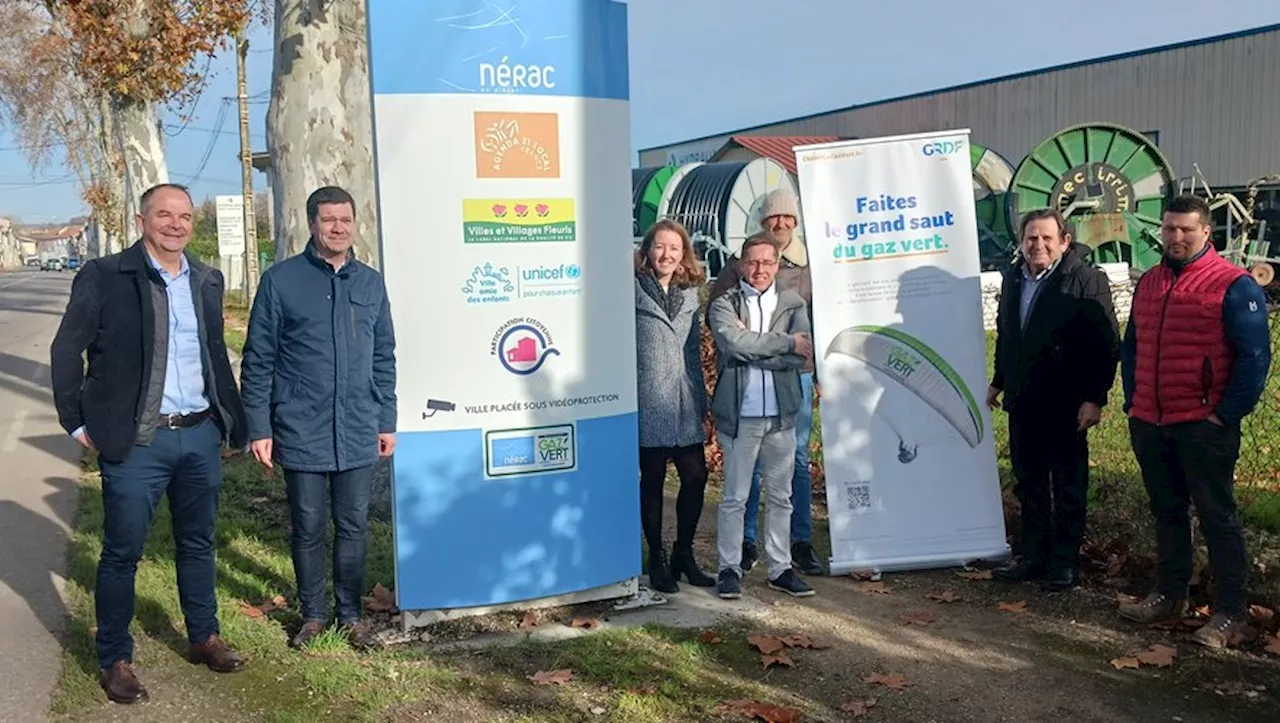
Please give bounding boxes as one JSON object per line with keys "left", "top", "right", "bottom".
{"left": 3, "top": 0, "right": 1279, "bottom": 222}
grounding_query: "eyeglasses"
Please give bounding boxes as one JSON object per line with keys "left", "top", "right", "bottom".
{"left": 744, "top": 259, "right": 778, "bottom": 269}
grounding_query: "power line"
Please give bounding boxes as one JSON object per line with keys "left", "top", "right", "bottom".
{"left": 165, "top": 54, "right": 217, "bottom": 137}
{"left": 181, "top": 98, "right": 232, "bottom": 188}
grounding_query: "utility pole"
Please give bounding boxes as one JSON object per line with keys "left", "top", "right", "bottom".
{"left": 237, "top": 30, "right": 260, "bottom": 306}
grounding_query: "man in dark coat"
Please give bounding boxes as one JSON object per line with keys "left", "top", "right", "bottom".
{"left": 240, "top": 186, "right": 397, "bottom": 651}
{"left": 987, "top": 208, "right": 1121, "bottom": 592}
{"left": 50, "top": 183, "right": 250, "bottom": 704}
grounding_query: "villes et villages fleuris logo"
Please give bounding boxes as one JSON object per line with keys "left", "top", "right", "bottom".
{"left": 462, "top": 199, "right": 576, "bottom": 244}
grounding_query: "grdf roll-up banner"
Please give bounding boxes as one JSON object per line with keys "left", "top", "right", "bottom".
{"left": 793, "top": 131, "right": 1009, "bottom": 575}
{"left": 366, "top": 0, "right": 640, "bottom": 615}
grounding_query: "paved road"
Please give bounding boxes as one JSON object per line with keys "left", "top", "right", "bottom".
{"left": 0, "top": 269, "right": 81, "bottom": 720}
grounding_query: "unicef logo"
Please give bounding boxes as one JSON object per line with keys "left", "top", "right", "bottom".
{"left": 565, "top": 264, "right": 580, "bottom": 279}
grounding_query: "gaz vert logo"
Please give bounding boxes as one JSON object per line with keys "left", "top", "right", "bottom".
{"left": 537, "top": 433, "right": 571, "bottom": 463}
{"left": 885, "top": 346, "right": 921, "bottom": 378}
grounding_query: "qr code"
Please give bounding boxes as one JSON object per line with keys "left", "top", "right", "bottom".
{"left": 846, "top": 483, "right": 871, "bottom": 511}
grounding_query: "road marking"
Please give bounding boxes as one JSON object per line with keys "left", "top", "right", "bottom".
{"left": 2, "top": 409, "right": 27, "bottom": 453}
{"left": 0, "top": 275, "right": 33, "bottom": 292}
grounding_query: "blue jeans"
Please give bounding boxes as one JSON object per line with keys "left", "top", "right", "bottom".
{"left": 96, "top": 420, "right": 223, "bottom": 669}
{"left": 744, "top": 372, "right": 814, "bottom": 546}
{"left": 285, "top": 466, "right": 375, "bottom": 625}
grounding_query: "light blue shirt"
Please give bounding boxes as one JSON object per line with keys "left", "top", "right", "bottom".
{"left": 149, "top": 253, "right": 208, "bottom": 415}
{"left": 1019, "top": 258, "right": 1061, "bottom": 329}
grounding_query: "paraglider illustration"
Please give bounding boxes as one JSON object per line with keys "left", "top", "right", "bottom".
{"left": 824, "top": 326, "right": 984, "bottom": 463}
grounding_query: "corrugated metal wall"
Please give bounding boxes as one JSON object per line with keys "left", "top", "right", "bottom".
{"left": 639, "top": 29, "right": 1280, "bottom": 186}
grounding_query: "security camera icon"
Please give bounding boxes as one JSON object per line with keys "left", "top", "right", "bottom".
{"left": 422, "top": 399, "right": 456, "bottom": 418}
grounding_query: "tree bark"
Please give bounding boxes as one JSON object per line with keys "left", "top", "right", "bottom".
{"left": 267, "top": 0, "right": 379, "bottom": 266}
{"left": 110, "top": 0, "right": 168, "bottom": 237}
{"left": 111, "top": 98, "right": 169, "bottom": 236}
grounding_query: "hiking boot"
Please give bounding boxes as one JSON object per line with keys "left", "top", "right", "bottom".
{"left": 768, "top": 569, "right": 816, "bottom": 598}
{"left": 290, "top": 620, "right": 327, "bottom": 649}
{"left": 741, "top": 542, "right": 758, "bottom": 573}
{"left": 647, "top": 546, "right": 679, "bottom": 594}
{"left": 1190, "top": 613, "right": 1246, "bottom": 649}
{"left": 188, "top": 633, "right": 246, "bottom": 673}
{"left": 992, "top": 558, "right": 1048, "bottom": 582}
{"left": 670, "top": 543, "right": 716, "bottom": 587}
{"left": 346, "top": 620, "right": 382, "bottom": 651}
{"left": 792, "top": 542, "right": 824, "bottom": 576}
{"left": 717, "top": 569, "right": 742, "bottom": 600}
{"left": 100, "top": 660, "right": 147, "bottom": 704}
{"left": 1118, "top": 591, "right": 1188, "bottom": 624}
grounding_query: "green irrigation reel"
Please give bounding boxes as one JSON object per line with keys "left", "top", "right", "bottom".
{"left": 1006, "top": 122, "right": 1176, "bottom": 274}
{"left": 971, "top": 142, "right": 1017, "bottom": 270}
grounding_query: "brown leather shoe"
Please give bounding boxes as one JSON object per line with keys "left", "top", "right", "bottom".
{"left": 347, "top": 620, "right": 381, "bottom": 651}
{"left": 291, "top": 620, "right": 327, "bottom": 649}
{"left": 100, "top": 660, "right": 148, "bottom": 704}
{"left": 188, "top": 633, "right": 246, "bottom": 673}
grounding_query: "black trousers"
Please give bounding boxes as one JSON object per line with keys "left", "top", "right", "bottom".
{"left": 1008, "top": 411, "right": 1090, "bottom": 571}
{"left": 1129, "top": 418, "right": 1247, "bottom": 616}
{"left": 639, "top": 444, "right": 708, "bottom": 552}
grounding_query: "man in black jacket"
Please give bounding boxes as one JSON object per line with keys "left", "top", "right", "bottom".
{"left": 50, "top": 184, "right": 249, "bottom": 705}
{"left": 987, "top": 209, "right": 1121, "bottom": 592}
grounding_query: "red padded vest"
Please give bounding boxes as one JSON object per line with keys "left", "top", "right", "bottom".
{"left": 1129, "top": 246, "right": 1246, "bottom": 425}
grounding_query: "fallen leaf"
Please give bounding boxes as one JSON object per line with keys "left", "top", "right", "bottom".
{"left": 518, "top": 611, "right": 540, "bottom": 629}
{"left": 589, "top": 706, "right": 606, "bottom": 716}
{"left": 1248, "top": 605, "right": 1276, "bottom": 629}
{"left": 699, "top": 630, "right": 723, "bottom": 644}
{"left": 251, "top": 495, "right": 269, "bottom": 503}
{"left": 927, "top": 591, "right": 962, "bottom": 603}
{"left": 528, "top": 669, "right": 574, "bottom": 685}
{"left": 627, "top": 685, "right": 658, "bottom": 695}
{"left": 1110, "top": 657, "right": 1141, "bottom": 670}
{"left": 570, "top": 617, "right": 600, "bottom": 630}
{"left": 841, "top": 699, "right": 878, "bottom": 716}
{"left": 849, "top": 569, "right": 878, "bottom": 581}
{"left": 897, "top": 610, "right": 938, "bottom": 626}
{"left": 856, "top": 581, "right": 892, "bottom": 595}
{"left": 1265, "top": 634, "right": 1280, "bottom": 656}
{"left": 997, "top": 600, "right": 1029, "bottom": 614}
{"left": 747, "top": 634, "right": 786, "bottom": 655}
{"left": 239, "top": 601, "right": 265, "bottom": 619}
{"left": 1134, "top": 644, "right": 1177, "bottom": 668}
{"left": 270, "top": 594, "right": 287, "bottom": 608}
{"left": 365, "top": 583, "right": 397, "bottom": 613}
{"left": 956, "top": 570, "right": 993, "bottom": 581}
{"left": 713, "top": 699, "right": 801, "bottom": 722}
{"left": 863, "top": 672, "right": 912, "bottom": 690}
{"left": 761, "top": 651, "right": 795, "bottom": 669}
{"left": 781, "top": 634, "right": 830, "bottom": 649}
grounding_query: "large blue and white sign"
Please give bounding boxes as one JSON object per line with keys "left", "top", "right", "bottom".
{"left": 367, "top": 0, "right": 639, "bottom": 612}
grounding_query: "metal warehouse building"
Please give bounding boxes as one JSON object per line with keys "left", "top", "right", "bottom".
{"left": 638, "top": 23, "right": 1280, "bottom": 196}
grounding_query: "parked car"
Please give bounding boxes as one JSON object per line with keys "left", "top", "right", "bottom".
{"left": 42, "top": 258, "right": 63, "bottom": 272}
{"left": 25, "top": 258, "right": 41, "bottom": 269}
{"left": 67, "top": 257, "right": 79, "bottom": 271}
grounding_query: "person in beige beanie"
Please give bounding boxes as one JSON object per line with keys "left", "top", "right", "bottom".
{"left": 707, "top": 187, "right": 823, "bottom": 578}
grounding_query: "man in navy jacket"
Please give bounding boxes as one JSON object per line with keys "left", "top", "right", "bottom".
{"left": 240, "top": 186, "right": 397, "bottom": 651}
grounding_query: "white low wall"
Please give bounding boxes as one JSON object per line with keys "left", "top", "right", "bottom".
{"left": 980, "top": 263, "right": 1135, "bottom": 331}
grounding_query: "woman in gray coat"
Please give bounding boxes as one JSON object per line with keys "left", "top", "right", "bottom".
{"left": 635, "top": 219, "right": 715, "bottom": 593}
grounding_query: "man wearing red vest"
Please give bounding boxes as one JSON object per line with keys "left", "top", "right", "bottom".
{"left": 1118, "top": 194, "right": 1272, "bottom": 649}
